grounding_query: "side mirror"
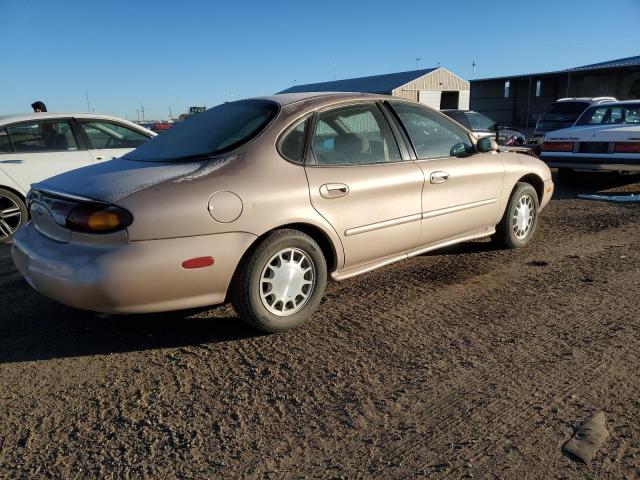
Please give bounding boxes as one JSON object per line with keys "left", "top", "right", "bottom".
{"left": 477, "top": 136, "right": 498, "bottom": 153}
{"left": 450, "top": 142, "right": 471, "bottom": 157}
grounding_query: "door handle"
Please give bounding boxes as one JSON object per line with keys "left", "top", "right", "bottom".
{"left": 430, "top": 171, "right": 450, "bottom": 184}
{"left": 319, "top": 183, "right": 349, "bottom": 199}
{"left": 0, "top": 160, "right": 24, "bottom": 164}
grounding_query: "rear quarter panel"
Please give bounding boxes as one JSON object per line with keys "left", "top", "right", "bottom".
{"left": 116, "top": 123, "right": 346, "bottom": 271}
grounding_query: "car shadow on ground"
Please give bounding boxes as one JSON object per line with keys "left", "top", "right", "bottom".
{"left": 0, "top": 287, "right": 261, "bottom": 364}
{"left": 551, "top": 170, "right": 640, "bottom": 200}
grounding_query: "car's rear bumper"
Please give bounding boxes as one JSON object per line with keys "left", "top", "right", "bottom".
{"left": 11, "top": 222, "right": 256, "bottom": 313}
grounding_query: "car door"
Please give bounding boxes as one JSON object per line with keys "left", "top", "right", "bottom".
{"left": 76, "top": 119, "right": 151, "bottom": 163}
{"left": 304, "top": 102, "right": 424, "bottom": 269}
{"left": 0, "top": 119, "right": 93, "bottom": 191}
{"left": 387, "top": 101, "right": 504, "bottom": 245}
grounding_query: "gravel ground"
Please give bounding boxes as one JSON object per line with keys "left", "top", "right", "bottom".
{"left": 1, "top": 172, "right": 639, "bottom": 479}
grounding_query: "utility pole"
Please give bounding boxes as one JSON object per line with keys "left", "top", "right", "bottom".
{"left": 472, "top": 60, "right": 476, "bottom": 79}
{"left": 136, "top": 109, "right": 140, "bottom": 122}
{"left": 85, "top": 89, "right": 91, "bottom": 112}
{"left": 141, "top": 106, "right": 145, "bottom": 121}
{"left": 416, "top": 57, "right": 421, "bottom": 70}
{"left": 169, "top": 106, "right": 172, "bottom": 119}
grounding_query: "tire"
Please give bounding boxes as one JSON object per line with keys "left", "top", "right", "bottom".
{"left": 493, "top": 182, "right": 539, "bottom": 249}
{"left": 0, "top": 188, "right": 27, "bottom": 243}
{"left": 230, "top": 229, "right": 328, "bottom": 333}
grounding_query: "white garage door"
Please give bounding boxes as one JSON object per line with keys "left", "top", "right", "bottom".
{"left": 418, "top": 90, "right": 441, "bottom": 109}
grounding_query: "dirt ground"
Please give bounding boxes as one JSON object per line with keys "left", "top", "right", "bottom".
{"left": 1, "top": 172, "right": 639, "bottom": 479}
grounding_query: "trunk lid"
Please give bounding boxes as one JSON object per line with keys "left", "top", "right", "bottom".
{"left": 33, "top": 158, "right": 206, "bottom": 204}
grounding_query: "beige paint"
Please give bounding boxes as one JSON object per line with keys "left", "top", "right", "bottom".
{"left": 12, "top": 92, "right": 553, "bottom": 314}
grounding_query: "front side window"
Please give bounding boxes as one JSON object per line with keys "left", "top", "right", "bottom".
{"left": 391, "top": 102, "right": 470, "bottom": 159}
{"left": 6, "top": 120, "right": 78, "bottom": 153}
{"left": 80, "top": 121, "right": 150, "bottom": 149}
{"left": 125, "top": 100, "right": 279, "bottom": 162}
{"left": 311, "top": 104, "right": 401, "bottom": 166}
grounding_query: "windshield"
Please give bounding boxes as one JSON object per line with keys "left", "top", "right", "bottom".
{"left": 575, "top": 104, "right": 640, "bottom": 126}
{"left": 125, "top": 100, "right": 279, "bottom": 162}
{"left": 464, "top": 111, "right": 495, "bottom": 130}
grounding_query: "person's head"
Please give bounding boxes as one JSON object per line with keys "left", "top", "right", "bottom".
{"left": 31, "top": 101, "right": 47, "bottom": 113}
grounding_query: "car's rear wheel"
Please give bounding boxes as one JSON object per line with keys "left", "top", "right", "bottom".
{"left": 231, "top": 229, "right": 327, "bottom": 333}
{"left": 493, "top": 182, "right": 539, "bottom": 249}
{"left": 0, "top": 188, "right": 27, "bottom": 243}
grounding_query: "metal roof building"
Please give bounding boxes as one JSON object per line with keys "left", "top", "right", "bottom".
{"left": 279, "top": 67, "right": 470, "bottom": 110}
{"left": 470, "top": 54, "right": 640, "bottom": 131}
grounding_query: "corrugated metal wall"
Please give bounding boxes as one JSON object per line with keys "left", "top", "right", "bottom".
{"left": 392, "top": 68, "right": 470, "bottom": 100}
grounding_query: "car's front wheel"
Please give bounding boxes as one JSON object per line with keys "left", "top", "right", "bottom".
{"left": 493, "top": 182, "right": 539, "bottom": 249}
{"left": 231, "top": 229, "right": 328, "bottom": 333}
{"left": 0, "top": 188, "right": 27, "bottom": 243}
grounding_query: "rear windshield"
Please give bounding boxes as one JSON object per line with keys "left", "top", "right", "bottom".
{"left": 540, "top": 102, "right": 589, "bottom": 122}
{"left": 575, "top": 104, "right": 640, "bottom": 126}
{"left": 464, "top": 111, "right": 495, "bottom": 130}
{"left": 125, "top": 100, "right": 279, "bottom": 162}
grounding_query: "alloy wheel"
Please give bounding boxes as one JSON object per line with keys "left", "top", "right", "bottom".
{"left": 0, "top": 193, "right": 23, "bottom": 240}
{"left": 512, "top": 194, "right": 534, "bottom": 240}
{"left": 259, "top": 247, "right": 316, "bottom": 316}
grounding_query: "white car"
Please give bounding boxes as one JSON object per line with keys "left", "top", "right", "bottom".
{"left": 540, "top": 100, "right": 640, "bottom": 180}
{"left": 0, "top": 113, "right": 155, "bottom": 241}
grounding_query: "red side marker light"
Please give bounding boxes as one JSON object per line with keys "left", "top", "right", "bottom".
{"left": 181, "top": 257, "right": 215, "bottom": 269}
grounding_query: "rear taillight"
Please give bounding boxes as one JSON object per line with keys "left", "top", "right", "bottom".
{"left": 614, "top": 142, "right": 640, "bottom": 153}
{"left": 66, "top": 203, "right": 133, "bottom": 234}
{"left": 542, "top": 141, "right": 574, "bottom": 152}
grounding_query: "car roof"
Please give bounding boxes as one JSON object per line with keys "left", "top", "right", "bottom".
{"left": 581, "top": 99, "right": 640, "bottom": 107}
{"left": 257, "top": 92, "right": 392, "bottom": 107}
{"left": 0, "top": 112, "right": 151, "bottom": 129}
{"left": 554, "top": 97, "right": 617, "bottom": 104}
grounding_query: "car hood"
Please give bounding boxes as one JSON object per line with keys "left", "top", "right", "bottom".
{"left": 545, "top": 124, "right": 640, "bottom": 142}
{"left": 32, "top": 157, "right": 223, "bottom": 203}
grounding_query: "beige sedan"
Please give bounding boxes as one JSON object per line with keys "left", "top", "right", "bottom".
{"left": 12, "top": 93, "right": 553, "bottom": 332}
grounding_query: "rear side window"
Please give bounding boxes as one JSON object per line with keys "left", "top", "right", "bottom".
{"left": 126, "top": 100, "right": 279, "bottom": 162}
{"left": 576, "top": 104, "right": 640, "bottom": 125}
{"left": 310, "top": 103, "right": 401, "bottom": 166}
{"left": 5, "top": 120, "right": 78, "bottom": 153}
{"left": 0, "top": 128, "right": 11, "bottom": 153}
{"left": 280, "top": 118, "right": 308, "bottom": 164}
{"left": 80, "top": 121, "right": 150, "bottom": 149}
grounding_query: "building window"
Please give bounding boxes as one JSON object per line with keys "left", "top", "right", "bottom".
{"left": 504, "top": 81, "right": 510, "bottom": 98}
{"left": 535, "top": 80, "right": 542, "bottom": 97}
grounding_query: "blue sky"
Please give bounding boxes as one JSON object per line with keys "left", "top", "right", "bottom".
{"left": 2, "top": 0, "right": 639, "bottom": 120}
